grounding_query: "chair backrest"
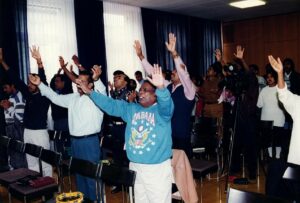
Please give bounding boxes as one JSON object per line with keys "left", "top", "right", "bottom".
{"left": 283, "top": 166, "right": 300, "bottom": 182}
{"left": 9, "top": 139, "right": 25, "bottom": 153}
{"left": 227, "top": 188, "right": 292, "bottom": 203}
{"left": 24, "top": 143, "right": 43, "bottom": 174}
{"left": 100, "top": 162, "right": 136, "bottom": 187}
{"left": 0, "top": 135, "right": 11, "bottom": 148}
{"left": 69, "top": 157, "right": 100, "bottom": 179}
{"left": 24, "top": 143, "right": 43, "bottom": 158}
{"left": 40, "top": 149, "right": 61, "bottom": 166}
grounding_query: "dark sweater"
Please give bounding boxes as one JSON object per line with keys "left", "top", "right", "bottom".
{"left": 7, "top": 68, "right": 50, "bottom": 130}
{"left": 167, "top": 84, "right": 194, "bottom": 139}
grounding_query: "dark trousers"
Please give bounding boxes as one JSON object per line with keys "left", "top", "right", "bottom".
{"left": 71, "top": 134, "right": 101, "bottom": 201}
{"left": 0, "top": 134, "right": 9, "bottom": 172}
{"left": 111, "top": 124, "right": 128, "bottom": 167}
{"left": 5, "top": 122, "right": 27, "bottom": 169}
{"left": 231, "top": 115, "right": 258, "bottom": 179}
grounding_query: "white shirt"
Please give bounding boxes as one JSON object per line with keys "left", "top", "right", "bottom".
{"left": 39, "top": 80, "right": 106, "bottom": 136}
{"left": 277, "top": 84, "right": 300, "bottom": 165}
{"left": 257, "top": 86, "right": 285, "bottom": 127}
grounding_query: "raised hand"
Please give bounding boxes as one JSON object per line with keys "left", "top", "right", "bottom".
{"left": 59, "top": 56, "right": 68, "bottom": 68}
{"left": 76, "top": 79, "right": 92, "bottom": 94}
{"left": 234, "top": 45, "right": 245, "bottom": 59}
{"left": 133, "top": 40, "right": 144, "bottom": 60}
{"left": 72, "top": 55, "right": 80, "bottom": 65}
{"left": 214, "top": 49, "right": 222, "bottom": 61}
{"left": 146, "top": 64, "right": 164, "bottom": 89}
{"left": 91, "top": 65, "right": 102, "bottom": 81}
{"left": 29, "top": 74, "right": 41, "bottom": 85}
{"left": 72, "top": 55, "right": 85, "bottom": 71}
{"left": 30, "top": 45, "right": 42, "bottom": 61}
{"left": 268, "top": 55, "right": 283, "bottom": 74}
{"left": 165, "top": 33, "right": 177, "bottom": 55}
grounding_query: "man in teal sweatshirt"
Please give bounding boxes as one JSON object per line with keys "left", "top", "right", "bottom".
{"left": 78, "top": 64, "right": 174, "bottom": 203}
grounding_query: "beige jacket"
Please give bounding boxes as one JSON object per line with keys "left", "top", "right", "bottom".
{"left": 172, "top": 149, "right": 198, "bottom": 203}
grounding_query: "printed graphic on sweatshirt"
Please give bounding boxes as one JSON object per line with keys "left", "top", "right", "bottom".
{"left": 129, "top": 111, "right": 156, "bottom": 155}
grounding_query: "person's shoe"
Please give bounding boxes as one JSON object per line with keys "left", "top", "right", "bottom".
{"left": 111, "top": 186, "right": 122, "bottom": 194}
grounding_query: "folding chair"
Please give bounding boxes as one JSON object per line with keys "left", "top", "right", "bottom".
{"left": 63, "top": 157, "right": 102, "bottom": 202}
{"left": 8, "top": 147, "right": 61, "bottom": 203}
{"left": 100, "top": 161, "right": 136, "bottom": 203}
{"left": 0, "top": 141, "right": 40, "bottom": 190}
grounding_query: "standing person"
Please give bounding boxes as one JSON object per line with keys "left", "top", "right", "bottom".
{"left": 49, "top": 56, "right": 73, "bottom": 160}
{"left": 257, "top": 69, "right": 285, "bottom": 159}
{"left": 268, "top": 55, "right": 300, "bottom": 201}
{"left": 229, "top": 45, "right": 259, "bottom": 182}
{"left": 134, "top": 33, "right": 195, "bottom": 158}
{"left": 108, "top": 70, "right": 130, "bottom": 194}
{"left": 1, "top": 80, "right": 27, "bottom": 169}
{"left": 0, "top": 47, "right": 52, "bottom": 176}
{"left": 282, "top": 58, "right": 300, "bottom": 95}
{"left": 29, "top": 65, "right": 106, "bottom": 202}
{"left": 78, "top": 65, "right": 174, "bottom": 203}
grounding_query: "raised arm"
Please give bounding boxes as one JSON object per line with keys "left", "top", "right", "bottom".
{"left": 234, "top": 45, "right": 249, "bottom": 71}
{"left": 215, "top": 49, "right": 226, "bottom": 66}
{"left": 30, "top": 46, "right": 47, "bottom": 85}
{"left": 59, "top": 56, "right": 78, "bottom": 83}
{"left": 72, "top": 55, "right": 86, "bottom": 71}
{"left": 91, "top": 65, "right": 106, "bottom": 95}
{"left": 165, "top": 33, "right": 195, "bottom": 100}
{"left": 0, "top": 48, "right": 30, "bottom": 98}
{"left": 268, "top": 55, "right": 300, "bottom": 116}
{"left": 134, "top": 40, "right": 153, "bottom": 76}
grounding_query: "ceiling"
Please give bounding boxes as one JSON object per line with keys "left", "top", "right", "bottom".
{"left": 101, "top": 0, "right": 300, "bottom": 22}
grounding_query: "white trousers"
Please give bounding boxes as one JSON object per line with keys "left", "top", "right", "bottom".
{"left": 23, "top": 128, "right": 52, "bottom": 177}
{"left": 129, "top": 159, "right": 172, "bottom": 203}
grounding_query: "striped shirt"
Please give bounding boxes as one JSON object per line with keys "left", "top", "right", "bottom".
{"left": 4, "top": 91, "right": 25, "bottom": 124}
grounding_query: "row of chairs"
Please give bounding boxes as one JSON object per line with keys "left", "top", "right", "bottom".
{"left": 0, "top": 135, "right": 136, "bottom": 203}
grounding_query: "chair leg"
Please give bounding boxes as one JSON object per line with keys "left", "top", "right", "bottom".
{"left": 8, "top": 192, "right": 12, "bottom": 203}
{"left": 23, "top": 196, "right": 27, "bottom": 203}
{"left": 122, "top": 185, "right": 125, "bottom": 203}
{"left": 129, "top": 186, "right": 134, "bottom": 203}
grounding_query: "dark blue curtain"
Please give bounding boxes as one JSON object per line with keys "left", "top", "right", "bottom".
{"left": 74, "top": 0, "right": 108, "bottom": 85}
{"left": 1, "top": 0, "right": 29, "bottom": 82}
{"left": 141, "top": 8, "right": 221, "bottom": 77}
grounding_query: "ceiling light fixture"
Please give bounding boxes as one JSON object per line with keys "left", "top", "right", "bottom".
{"left": 229, "top": 0, "right": 266, "bottom": 9}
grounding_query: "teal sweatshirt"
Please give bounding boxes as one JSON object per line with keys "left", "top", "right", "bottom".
{"left": 90, "top": 88, "right": 174, "bottom": 164}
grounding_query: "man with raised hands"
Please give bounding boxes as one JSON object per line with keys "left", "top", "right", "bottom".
{"left": 29, "top": 65, "right": 106, "bottom": 202}
{"left": 77, "top": 64, "right": 174, "bottom": 203}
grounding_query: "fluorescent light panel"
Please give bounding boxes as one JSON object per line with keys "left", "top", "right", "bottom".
{"left": 230, "top": 0, "right": 266, "bottom": 9}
